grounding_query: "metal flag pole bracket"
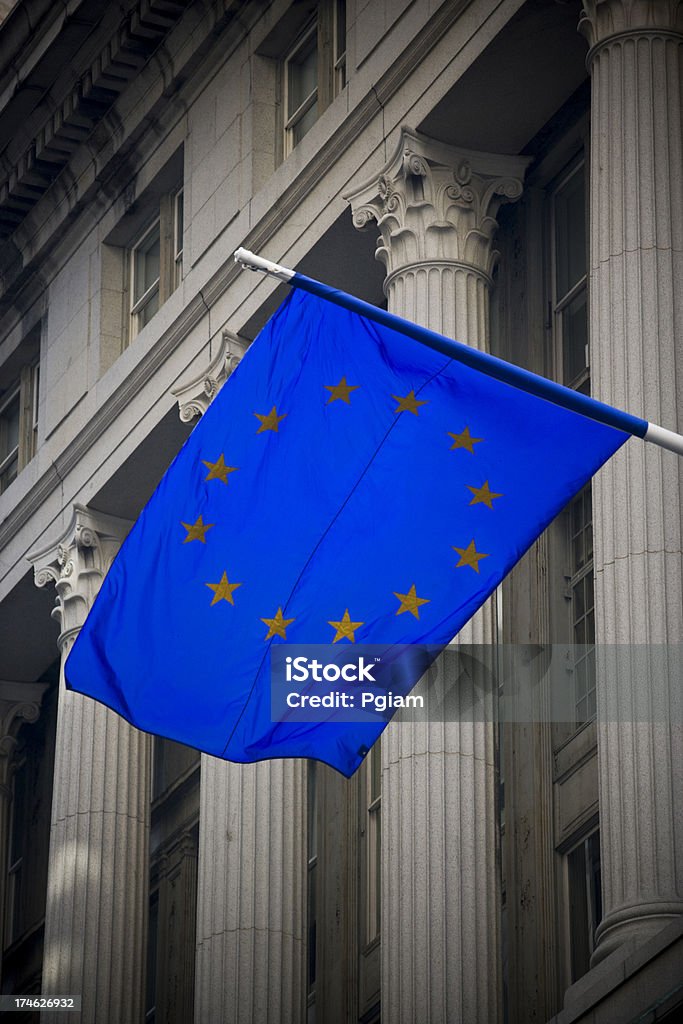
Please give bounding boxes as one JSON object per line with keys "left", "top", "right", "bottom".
{"left": 234, "top": 247, "right": 683, "bottom": 457}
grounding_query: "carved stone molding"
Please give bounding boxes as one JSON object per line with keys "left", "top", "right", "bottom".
{"left": 27, "top": 504, "right": 131, "bottom": 651}
{"left": 579, "top": 0, "right": 683, "bottom": 52}
{"left": 173, "top": 329, "right": 248, "bottom": 422}
{"left": 344, "top": 127, "right": 530, "bottom": 284}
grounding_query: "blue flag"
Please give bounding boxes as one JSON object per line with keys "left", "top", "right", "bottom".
{"left": 65, "top": 287, "right": 626, "bottom": 776}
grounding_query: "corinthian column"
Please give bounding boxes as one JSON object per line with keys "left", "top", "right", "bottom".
{"left": 173, "top": 356, "right": 306, "bottom": 1024}
{"left": 28, "top": 506, "right": 149, "bottom": 1024}
{"left": 345, "top": 128, "right": 528, "bottom": 1024}
{"left": 579, "top": 1, "right": 683, "bottom": 962}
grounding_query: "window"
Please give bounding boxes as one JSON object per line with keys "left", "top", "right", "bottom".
{"left": 364, "top": 741, "right": 381, "bottom": 945}
{"left": 0, "top": 359, "right": 39, "bottom": 494}
{"left": 550, "top": 159, "right": 595, "bottom": 723}
{"left": 567, "top": 486, "right": 596, "bottom": 722}
{"left": 567, "top": 830, "right": 602, "bottom": 980}
{"left": 4, "top": 755, "right": 28, "bottom": 948}
{"left": 145, "top": 892, "right": 159, "bottom": 1024}
{"left": 285, "top": 21, "right": 319, "bottom": 151}
{"left": 282, "top": 1, "right": 346, "bottom": 155}
{"left": 147, "top": 735, "right": 199, "bottom": 1022}
{"left": 333, "top": 0, "right": 346, "bottom": 92}
{"left": 131, "top": 219, "right": 161, "bottom": 331}
{"left": 174, "top": 188, "right": 184, "bottom": 287}
{"left": 357, "top": 739, "right": 381, "bottom": 1019}
{"left": 129, "top": 187, "right": 183, "bottom": 339}
{"left": 307, "top": 761, "right": 318, "bottom": 1022}
{"left": 552, "top": 164, "right": 588, "bottom": 393}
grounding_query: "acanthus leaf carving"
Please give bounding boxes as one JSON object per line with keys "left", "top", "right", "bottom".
{"left": 579, "top": 0, "right": 683, "bottom": 51}
{"left": 344, "top": 127, "right": 530, "bottom": 278}
{"left": 0, "top": 682, "right": 50, "bottom": 777}
{"left": 173, "top": 329, "right": 248, "bottom": 422}
{"left": 27, "top": 505, "right": 131, "bottom": 645}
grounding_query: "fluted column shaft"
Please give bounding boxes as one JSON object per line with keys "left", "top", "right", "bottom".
{"left": 194, "top": 757, "right": 306, "bottom": 1023}
{"left": 579, "top": 0, "right": 683, "bottom": 961}
{"left": 177, "top": 340, "right": 308, "bottom": 1024}
{"left": 346, "top": 128, "right": 528, "bottom": 1023}
{"left": 28, "top": 506, "right": 149, "bottom": 1024}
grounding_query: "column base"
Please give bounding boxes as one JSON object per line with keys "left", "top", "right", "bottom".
{"left": 591, "top": 901, "right": 683, "bottom": 966}
{"left": 560, "top": 918, "right": 683, "bottom": 1024}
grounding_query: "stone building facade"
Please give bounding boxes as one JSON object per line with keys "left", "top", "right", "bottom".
{"left": 0, "top": 1, "right": 681, "bottom": 1022}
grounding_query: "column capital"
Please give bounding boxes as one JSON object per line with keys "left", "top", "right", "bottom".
{"left": 344, "top": 127, "right": 530, "bottom": 282}
{"left": 27, "top": 504, "right": 131, "bottom": 648}
{"left": 173, "top": 328, "right": 247, "bottom": 422}
{"left": 579, "top": 0, "right": 683, "bottom": 53}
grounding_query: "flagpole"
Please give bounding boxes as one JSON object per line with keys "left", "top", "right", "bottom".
{"left": 234, "top": 247, "right": 683, "bottom": 457}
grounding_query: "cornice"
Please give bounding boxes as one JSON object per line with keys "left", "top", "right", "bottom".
{"left": 0, "top": 0, "right": 192, "bottom": 239}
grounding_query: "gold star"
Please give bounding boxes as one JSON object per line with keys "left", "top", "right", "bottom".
{"left": 328, "top": 609, "right": 364, "bottom": 643}
{"left": 467, "top": 480, "right": 503, "bottom": 509}
{"left": 392, "top": 390, "right": 428, "bottom": 415}
{"left": 205, "top": 571, "right": 242, "bottom": 606}
{"left": 325, "top": 377, "right": 360, "bottom": 404}
{"left": 254, "top": 406, "right": 287, "bottom": 433}
{"left": 181, "top": 515, "right": 214, "bottom": 544}
{"left": 202, "top": 454, "right": 238, "bottom": 484}
{"left": 261, "top": 607, "right": 295, "bottom": 640}
{"left": 394, "top": 584, "right": 431, "bottom": 620}
{"left": 452, "top": 540, "right": 490, "bottom": 574}
{"left": 448, "top": 426, "right": 483, "bottom": 454}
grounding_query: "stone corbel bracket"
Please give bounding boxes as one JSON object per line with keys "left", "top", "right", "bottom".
{"left": 0, "top": 681, "right": 50, "bottom": 778}
{"left": 173, "top": 329, "right": 248, "bottom": 422}
{"left": 344, "top": 126, "right": 530, "bottom": 284}
{"left": 27, "top": 504, "right": 131, "bottom": 649}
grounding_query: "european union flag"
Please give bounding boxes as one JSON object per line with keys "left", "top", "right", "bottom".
{"left": 65, "top": 286, "right": 627, "bottom": 776}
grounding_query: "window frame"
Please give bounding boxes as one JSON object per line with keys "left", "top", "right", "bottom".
{"left": 283, "top": 19, "right": 319, "bottom": 156}
{"left": 564, "top": 826, "right": 602, "bottom": 982}
{"left": 566, "top": 485, "right": 596, "bottom": 724}
{"left": 127, "top": 184, "right": 184, "bottom": 343}
{"left": 363, "top": 742, "right": 382, "bottom": 947}
{"left": 173, "top": 187, "right": 184, "bottom": 289}
{"left": 0, "top": 359, "right": 40, "bottom": 494}
{"left": 550, "top": 158, "right": 590, "bottom": 393}
{"left": 333, "top": 0, "right": 347, "bottom": 92}
{"left": 547, "top": 154, "right": 596, "bottom": 730}
{"left": 130, "top": 217, "right": 162, "bottom": 337}
{"left": 306, "top": 761, "right": 318, "bottom": 1020}
{"left": 356, "top": 740, "right": 381, "bottom": 1020}
{"left": 0, "top": 384, "right": 20, "bottom": 493}
{"left": 281, "top": 1, "right": 347, "bottom": 157}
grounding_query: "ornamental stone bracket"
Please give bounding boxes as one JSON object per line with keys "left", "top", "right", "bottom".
{"left": 27, "top": 505, "right": 131, "bottom": 653}
{"left": 343, "top": 126, "right": 531, "bottom": 286}
{"left": 173, "top": 329, "right": 248, "bottom": 422}
{"left": 0, "top": 681, "right": 49, "bottom": 784}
